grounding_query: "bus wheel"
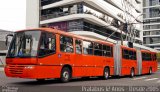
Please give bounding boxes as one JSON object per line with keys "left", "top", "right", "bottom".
{"left": 149, "top": 68, "right": 152, "bottom": 75}
{"left": 130, "top": 68, "right": 135, "bottom": 78}
{"left": 60, "top": 67, "right": 71, "bottom": 83}
{"left": 36, "top": 79, "right": 45, "bottom": 82}
{"left": 103, "top": 67, "right": 110, "bottom": 80}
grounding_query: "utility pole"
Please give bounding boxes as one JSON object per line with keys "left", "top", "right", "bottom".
{"left": 122, "top": 23, "right": 128, "bottom": 45}
{"left": 121, "top": 29, "right": 123, "bottom": 45}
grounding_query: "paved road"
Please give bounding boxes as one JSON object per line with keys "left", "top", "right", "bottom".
{"left": 0, "top": 71, "right": 160, "bottom": 92}
{"left": 0, "top": 71, "right": 160, "bottom": 86}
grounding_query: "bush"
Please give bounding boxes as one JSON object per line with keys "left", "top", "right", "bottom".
{"left": 157, "top": 53, "right": 160, "bottom": 62}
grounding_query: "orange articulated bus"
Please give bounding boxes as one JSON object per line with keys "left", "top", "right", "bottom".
{"left": 5, "top": 28, "right": 158, "bottom": 82}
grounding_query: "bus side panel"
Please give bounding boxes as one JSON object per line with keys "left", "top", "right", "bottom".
{"left": 72, "top": 55, "right": 104, "bottom": 77}
{"left": 121, "top": 59, "right": 137, "bottom": 75}
{"left": 34, "top": 65, "right": 62, "bottom": 78}
{"left": 92, "top": 56, "right": 104, "bottom": 76}
{"left": 147, "top": 61, "right": 157, "bottom": 73}
{"left": 153, "top": 60, "right": 158, "bottom": 72}
{"left": 37, "top": 54, "right": 62, "bottom": 78}
{"left": 72, "top": 53, "right": 85, "bottom": 77}
{"left": 142, "top": 61, "right": 153, "bottom": 74}
{"left": 114, "top": 45, "right": 121, "bottom": 76}
{"left": 93, "top": 55, "right": 114, "bottom": 76}
{"left": 152, "top": 53, "right": 158, "bottom": 73}
{"left": 106, "top": 57, "right": 114, "bottom": 76}
{"left": 73, "top": 55, "right": 114, "bottom": 77}
{"left": 121, "top": 59, "right": 130, "bottom": 75}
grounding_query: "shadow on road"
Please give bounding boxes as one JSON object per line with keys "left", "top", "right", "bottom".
{"left": 9, "top": 75, "right": 143, "bottom": 86}
{"left": 8, "top": 70, "right": 158, "bottom": 86}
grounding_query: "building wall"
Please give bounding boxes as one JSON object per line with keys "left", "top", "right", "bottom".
{"left": 143, "top": 0, "right": 160, "bottom": 50}
{"left": 27, "top": 0, "right": 143, "bottom": 44}
{"left": 26, "top": 0, "right": 40, "bottom": 28}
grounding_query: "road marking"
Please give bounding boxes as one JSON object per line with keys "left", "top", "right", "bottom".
{"left": 133, "top": 77, "right": 147, "bottom": 80}
{"left": 156, "top": 80, "right": 160, "bottom": 83}
{"left": 144, "top": 78, "right": 159, "bottom": 81}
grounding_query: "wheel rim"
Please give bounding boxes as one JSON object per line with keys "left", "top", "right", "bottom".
{"left": 149, "top": 69, "right": 152, "bottom": 74}
{"left": 131, "top": 70, "right": 134, "bottom": 77}
{"left": 105, "top": 70, "right": 109, "bottom": 78}
{"left": 63, "top": 71, "right": 69, "bottom": 80}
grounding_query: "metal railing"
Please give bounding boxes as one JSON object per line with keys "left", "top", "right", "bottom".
{"left": 41, "top": 9, "right": 112, "bottom": 24}
{"left": 41, "top": 0, "right": 62, "bottom": 6}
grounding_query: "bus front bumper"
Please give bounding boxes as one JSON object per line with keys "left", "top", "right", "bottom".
{"left": 5, "top": 65, "right": 61, "bottom": 79}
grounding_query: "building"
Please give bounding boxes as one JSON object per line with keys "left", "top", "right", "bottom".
{"left": 143, "top": 0, "right": 160, "bottom": 50}
{"left": 0, "top": 29, "right": 13, "bottom": 65}
{"left": 26, "top": 0, "right": 143, "bottom": 45}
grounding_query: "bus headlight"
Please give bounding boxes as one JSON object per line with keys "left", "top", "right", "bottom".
{"left": 25, "top": 66, "right": 34, "bottom": 69}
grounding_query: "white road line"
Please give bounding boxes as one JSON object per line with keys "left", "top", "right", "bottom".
{"left": 132, "top": 77, "right": 147, "bottom": 80}
{"left": 144, "top": 78, "right": 159, "bottom": 81}
{"left": 156, "top": 80, "right": 160, "bottom": 83}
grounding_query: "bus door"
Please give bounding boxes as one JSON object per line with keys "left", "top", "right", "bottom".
{"left": 38, "top": 32, "right": 57, "bottom": 65}
{"left": 74, "top": 39, "right": 84, "bottom": 76}
{"left": 59, "top": 35, "right": 75, "bottom": 65}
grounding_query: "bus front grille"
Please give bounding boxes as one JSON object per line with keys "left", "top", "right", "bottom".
{"left": 9, "top": 65, "right": 24, "bottom": 74}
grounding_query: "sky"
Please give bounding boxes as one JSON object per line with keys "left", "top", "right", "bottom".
{"left": 0, "top": 0, "right": 26, "bottom": 32}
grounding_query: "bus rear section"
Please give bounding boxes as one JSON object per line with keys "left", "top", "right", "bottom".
{"left": 114, "top": 45, "right": 158, "bottom": 76}
{"left": 141, "top": 50, "right": 158, "bottom": 74}
{"left": 5, "top": 28, "right": 115, "bottom": 82}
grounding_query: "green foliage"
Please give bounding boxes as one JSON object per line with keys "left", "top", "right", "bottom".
{"left": 157, "top": 53, "right": 160, "bottom": 62}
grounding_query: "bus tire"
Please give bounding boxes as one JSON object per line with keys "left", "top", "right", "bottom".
{"left": 130, "top": 68, "right": 135, "bottom": 78}
{"left": 60, "top": 67, "right": 71, "bottom": 83}
{"left": 81, "top": 77, "right": 90, "bottom": 80}
{"left": 36, "top": 79, "right": 45, "bottom": 82}
{"left": 103, "top": 67, "right": 110, "bottom": 80}
{"left": 149, "top": 67, "right": 152, "bottom": 75}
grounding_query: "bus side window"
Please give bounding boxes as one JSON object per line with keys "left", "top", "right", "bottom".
{"left": 75, "top": 40, "right": 82, "bottom": 54}
{"left": 39, "top": 32, "right": 56, "bottom": 57}
{"left": 151, "top": 54, "right": 154, "bottom": 61}
{"left": 123, "top": 49, "right": 129, "bottom": 59}
{"left": 142, "top": 53, "right": 146, "bottom": 61}
{"left": 83, "top": 41, "right": 93, "bottom": 55}
{"left": 60, "top": 35, "right": 73, "bottom": 53}
{"left": 146, "top": 53, "right": 151, "bottom": 61}
{"left": 133, "top": 51, "right": 137, "bottom": 60}
{"left": 102, "top": 45, "right": 112, "bottom": 57}
{"left": 94, "top": 43, "right": 102, "bottom": 56}
{"left": 129, "top": 51, "right": 133, "bottom": 60}
{"left": 154, "top": 54, "right": 157, "bottom": 61}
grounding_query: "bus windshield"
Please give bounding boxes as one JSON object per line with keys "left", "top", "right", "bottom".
{"left": 7, "top": 31, "right": 41, "bottom": 57}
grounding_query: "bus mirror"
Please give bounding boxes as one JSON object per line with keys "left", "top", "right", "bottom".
{"left": 5, "top": 34, "right": 13, "bottom": 46}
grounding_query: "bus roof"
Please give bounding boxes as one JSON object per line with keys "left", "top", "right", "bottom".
{"left": 121, "top": 45, "right": 137, "bottom": 51}
{"left": 141, "top": 49, "right": 156, "bottom": 53}
{"left": 17, "top": 28, "right": 114, "bottom": 46}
